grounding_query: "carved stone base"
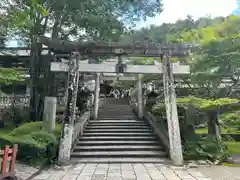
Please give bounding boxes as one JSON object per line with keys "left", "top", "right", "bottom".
{"left": 58, "top": 124, "right": 74, "bottom": 163}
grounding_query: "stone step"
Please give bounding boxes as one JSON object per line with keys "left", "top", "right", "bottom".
{"left": 99, "top": 107, "right": 131, "bottom": 109}
{"left": 98, "top": 109, "right": 132, "bottom": 112}
{"left": 98, "top": 113, "right": 134, "bottom": 116}
{"left": 98, "top": 115, "right": 135, "bottom": 117}
{"left": 98, "top": 113, "right": 133, "bottom": 115}
{"left": 88, "top": 123, "right": 146, "bottom": 127}
{"left": 80, "top": 136, "right": 157, "bottom": 141}
{"left": 73, "top": 145, "right": 164, "bottom": 151}
{"left": 70, "top": 157, "right": 170, "bottom": 163}
{"left": 97, "top": 117, "right": 137, "bottom": 119}
{"left": 83, "top": 132, "right": 154, "bottom": 137}
{"left": 72, "top": 98, "right": 168, "bottom": 163}
{"left": 85, "top": 129, "right": 151, "bottom": 132}
{"left": 99, "top": 104, "right": 130, "bottom": 106}
{"left": 87, "top": 124, "right": 147, "bottom": 127}
{"left": 98, "top": 110, "right": 133, "bottom": 112}
{"left": 71, "top": 150, "right": 167, "bottom": 158}
{"left": 89, "top": 120, "right": 143, "bottom": 123}
{"left": 99, "top": 104, "right": 130, "bottom": 107}
{"left": 77, "top": 140, "right": 159, "bottom": 146}
{"left": 86, "top": 125, "right": 150, "bottom": 129}
{"left": 98, "top": 113, "right": 134, "bottom": 115}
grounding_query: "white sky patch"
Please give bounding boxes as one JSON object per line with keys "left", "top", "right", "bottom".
{"left": 137, "top": 0, "right": 237, "bottom": 28}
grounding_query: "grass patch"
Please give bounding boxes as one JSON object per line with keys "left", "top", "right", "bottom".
{"left": 195, "top": 128, "right": 208, "bottom": 134}
{"left": 195, "top": 127, "right": 240, "bottom": 134}
{"left": 195, "top": 129, "right": 240, "bottom": 156}
{"left": 224, "top": 141, "right": 240, "bottom": 155}
{"left": 222, "top": 163, "right": 240, "bottom": 167}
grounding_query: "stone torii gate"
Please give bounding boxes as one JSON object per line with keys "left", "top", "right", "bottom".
{"left": 38, "top": 36, "right": 190, "bottom": 166}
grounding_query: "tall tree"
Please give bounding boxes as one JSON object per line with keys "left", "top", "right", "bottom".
{"left": 1, "top": 0, "right": 163, "bottom": 121}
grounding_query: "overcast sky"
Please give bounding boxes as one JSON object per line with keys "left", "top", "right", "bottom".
{"left": 137, "top": 0, "right": 237, "bottom": 28}
{"left": 7, "top": 0, "right": 238, "bottom": 46}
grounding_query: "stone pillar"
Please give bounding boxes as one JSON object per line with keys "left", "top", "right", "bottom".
{"left": 58, "top": 53, "right": 80, "bottom": 163}
{"left": 42, "top": 97, "right": 57, "bottom": 132}
{"left": 137, "top": 74, "right": 143, "bottom": 119}
{"left": 162, "top": 52, "right": 183, "bottom": 166}
{"left": 93, "top": 73, "right": 100, "bottom": 120}
{"left": 26, "top": 84, "right": 30, "bottom": 96}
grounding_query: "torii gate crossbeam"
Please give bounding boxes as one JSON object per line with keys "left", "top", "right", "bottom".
{"left": 51, "top": 62, "right": 190, "bottom": 74}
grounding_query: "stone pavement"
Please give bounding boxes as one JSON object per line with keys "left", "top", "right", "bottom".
{"left": 197, "top": 165, "right": 240, "bottom": 180}
{"left": 16, "top": 163, "right": 213, "bottom": 180}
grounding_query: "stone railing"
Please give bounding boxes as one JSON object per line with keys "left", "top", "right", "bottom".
{"left": 0, "top": 96, "right": 65, "bottom": 108}
{"left": 144, "top": 111, "right": 170, "bottom": 152}
{"left": 71, "top": 111, "right": 91, "bottom": 149}
{"left": 129, "top": 98, "right": 170, "bottom": 154}
{"left": 0, "top": 96, "right": 30, "bottom": 107}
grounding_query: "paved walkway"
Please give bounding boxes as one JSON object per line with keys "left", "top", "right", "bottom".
{"left": 197, "top": 165, "right": 240, "bottom": 180}
{"left": 16, "top": 163, "right": 213, "bottom": 180}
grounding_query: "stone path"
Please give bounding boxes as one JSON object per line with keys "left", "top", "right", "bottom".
{"left": 197, "top": 165, "right": 240, "bottom": 180}
{"left": 16, "top": 163, "right": 213, "bottom": 180}
{"left": 15, "top": 162, "right": 39, "bottom": 180}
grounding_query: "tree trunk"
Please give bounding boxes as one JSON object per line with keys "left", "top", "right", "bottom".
{"left": 207, "top": 111, "right": 222, "bottom": 143}
{"left": 29, "top": 15, "right": 48, "bottom": 121}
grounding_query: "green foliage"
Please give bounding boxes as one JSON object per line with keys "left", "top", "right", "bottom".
{"left": 0, "top": 122, "right": 60, "bottom": 165}
{"left": 183, "top": 135, "right": 229, "bottom": 161}
{"left": 0, "top": 68, "right": 25, "bottom": 85}
{"left": 145, "top": 98, "right": 157, "bottom": 111}
{"left": 224, "top": 141, "right": 240, "bottom": 155}
{"left": 11, "top": 121, "right": 61, "bottom": 138}
{"left": 220, "top": 111, "right": 240, "bottom": 128}
{"left": 152, "top": 103, "right": 165, "bottom": 115}
{"left": 121, "top": 15, "right": 240, "bottom": 98}
{"left": 11, "top": 122, "right": 42, "bottom": 136}
{"left": 152, "top": 97, "right": 240, "bottom": 114}
{"left": 1, "top": 0, "right": 162, "bottom": 45}
{"left": 176, "top": 97, "right": 239, "bottom": 110}
{"left": 1, "top": 106, "right": 29, "bottom": 127}
{"left": 30, "top": 131, "right": 58, "bottom": 162}
{"left": 0, "top": 134, "right": 46, "bottom": 165}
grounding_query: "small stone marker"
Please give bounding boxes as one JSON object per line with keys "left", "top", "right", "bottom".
{"left": 43, "top": 96, "right": 57, "bottom": 132}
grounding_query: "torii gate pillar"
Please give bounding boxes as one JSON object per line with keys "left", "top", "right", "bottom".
{"left": 162, "top": 52, "right": 184, "bottom": 166}
{"left": 93, "top": 73, "right": 100, "bottom": 119}
{"left": 137, "top": 74, "right": 143, "bottom": 119}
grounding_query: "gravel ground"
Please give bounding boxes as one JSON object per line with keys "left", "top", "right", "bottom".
{"left": 197, "top": 165, "right": 240, "bottom": 180}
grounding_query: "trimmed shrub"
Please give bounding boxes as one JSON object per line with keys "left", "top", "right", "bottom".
{"left": 0, "top": 134, "right": 46, "bottom": 164}
{"left": 11, "top": 121, "right": 61, "bottom": 138}
{"left": 145, "top": 98, "right": 157, "bottom": 111}
{"left": 11, "top": 122, "right": 42, "bottom": 136}
{"left": 30, "top": 131, "right": 58, "bottom": 162}
{"left": 183, "top": 135, "right": 229, "bottom": 162}
{"left": 0, "top": 122, "right": 61, "bottom": 165}
{"left": 220, "top": 111, "right": 240, "bottom": 129}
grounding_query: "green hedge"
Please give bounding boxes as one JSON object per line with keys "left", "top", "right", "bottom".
{"left": 220, "top": 111, "right": 240, "bottom": 128}
{"left": 11, "top": 121, "right": 61, "bottom": 137}
{"left": 0, "top": 122, "right": 61, "bottom": 165}
{"left": 152, "top": 97, "right": 240, "bottom": 113}
{"left": 184, "top": 135, "right": 229, "bottom": 161}
{"left": 176, "top": 97, "right": 239, "bottom": 110}
{"left": 0, "top": 134, "right": 46, "bottom": 164}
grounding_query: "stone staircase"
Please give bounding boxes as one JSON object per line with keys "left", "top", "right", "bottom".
{"left": 71, "top": 98, "right": 169, "bottom": 163}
